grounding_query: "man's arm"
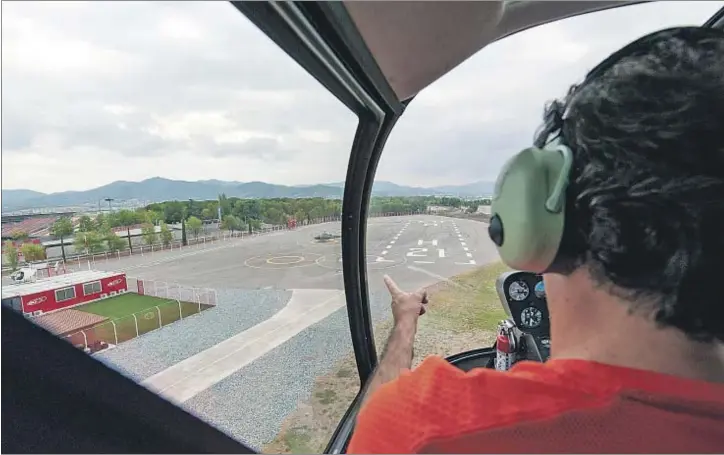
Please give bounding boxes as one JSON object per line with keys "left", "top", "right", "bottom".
{"left": 361, "top": 275, "right": 427, "bottom": 403}
{"left": 361, "top": 318, "right": 417, "bottom": 403}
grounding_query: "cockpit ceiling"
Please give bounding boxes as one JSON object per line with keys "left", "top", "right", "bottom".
{"left": 342, "top": 1, "right": 644, "bottom": 101}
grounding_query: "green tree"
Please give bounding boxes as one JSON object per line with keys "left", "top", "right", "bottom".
{"left": 50, "top": 217, "right": 73, "bottom": 262}
{"left": 21, "top": 243, "right": 46, "bottom": 262}
{"left": 219, "top": 193, "right": 231, "bottom": 218}
{"left": 116, "top": 210, "right": 138, "bottom": 253}
{"left": 221, "top": 214, "right": 242, "bottom": 235}
{"left": 78, "top": 215, "right": 94, "bottom": 232}
{"left": 248, "top": 218, "right": 262, "bottom": 233}
{"left": 74, "top": 231, "right": 105, "bottom": 255}
{"left": 181, "top": 220, "right": 188, "bottom": 246}
{"left": 141, "top": 223, "right": 157, "bottom": 245}
{"left": 95, "top": 213, "right": 108, "bottom": 231}
{"left": 4, "top": 241, "right": 19, "bottom": 271}
{"left": 201, "top": 207, "right": 213, "bottom": 220}
{"left": 160, "top": 223, "right": 174, "bottom": 247}
{"left": 11, "top": 231, "right": 29, "bottom": 242}
{"left": 186, "top": 216, "right": 203, "bottom": 240}
{"left": 144, "top": 210, "right": 163, "bottom": 226}
{"left": 105, "top": 232, "right": 126, "bottom": 252}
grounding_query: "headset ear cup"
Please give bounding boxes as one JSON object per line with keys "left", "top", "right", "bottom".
{"left": 489, "top": 147, "right": 567, "bottom": 273}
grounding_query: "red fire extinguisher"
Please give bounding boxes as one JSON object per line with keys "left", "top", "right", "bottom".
{"left": 495, "top": 320, "right": 517, "bottom": 371}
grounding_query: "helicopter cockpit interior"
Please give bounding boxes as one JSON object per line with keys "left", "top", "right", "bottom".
{"left": 4, "top": 1, "right": 723, "bottom": 454}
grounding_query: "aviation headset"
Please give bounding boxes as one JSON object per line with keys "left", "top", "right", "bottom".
{"left": 487, "top": 26, "right": 724, "bottom": 273}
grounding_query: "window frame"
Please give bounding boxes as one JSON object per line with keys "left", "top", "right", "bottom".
{"left": 55, "top": 287, "right": 76, "bottom": 303}
{"left": 83, "top": 281, "right": 102, "bottom": 296}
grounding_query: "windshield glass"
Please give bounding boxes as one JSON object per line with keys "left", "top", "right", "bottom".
{"left": 2, "top": 1, "right": 356, "bottom": 452}
{"left": 3, "top": 1, "right": 722, "bottom": 454}
{"left": 264, "top": 1, "right": 722, "bottom": 451}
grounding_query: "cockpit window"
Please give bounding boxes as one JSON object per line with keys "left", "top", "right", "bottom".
{"left": 2, "top": 1, "right": 721, "bottom": 453}
{"left": 3, "top": 1, "right": 356, "bottom": 451}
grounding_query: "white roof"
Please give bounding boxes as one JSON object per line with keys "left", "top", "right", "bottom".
{"left": 1, "top": 270, "right": 124, "bottom": 299}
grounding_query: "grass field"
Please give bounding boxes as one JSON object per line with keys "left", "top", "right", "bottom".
{"left": 77, "top": 293, "right": 214, "bottom": 344}
{"left": 263, "top": 261, "right": 510, "bottom": 454}
{"left": 80, "top": 294, "right": 177, "bottom": 318}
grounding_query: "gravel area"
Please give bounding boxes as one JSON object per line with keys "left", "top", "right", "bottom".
{"left": 182, "top": 290, "right": 394, "bottom": 450}
{"left": 95, "top": 288, "right": 291, "bottom": 381}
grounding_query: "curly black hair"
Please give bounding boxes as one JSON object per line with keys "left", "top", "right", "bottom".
{"left": 534, "top": 27, "right": 724, "bottom": 343}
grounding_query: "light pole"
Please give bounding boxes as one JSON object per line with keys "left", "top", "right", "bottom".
{"left": 104, "top": 198, "right": 114, "bottom": 213}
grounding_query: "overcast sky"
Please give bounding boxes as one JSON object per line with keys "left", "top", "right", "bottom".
{"left": 2, "top": 1, "right": 722, "bottom": 193}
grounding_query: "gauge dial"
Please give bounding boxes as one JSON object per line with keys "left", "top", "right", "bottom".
{"left": 534, "top": 280, "right": 546, "bottom": 299}
{"left": 520, "top": 307, "right": 543, "bottom": 329}
{"left": 508, "top": 280, "right": 529, "bottom": 301}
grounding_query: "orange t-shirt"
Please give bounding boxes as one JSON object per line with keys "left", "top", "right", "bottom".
{"left": 348, "top": 356, "right": 724, "bottom": 453}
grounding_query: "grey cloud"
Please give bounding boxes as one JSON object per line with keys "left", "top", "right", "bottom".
{"left": 2, "top": 1, "right": 722, "bottom": 189}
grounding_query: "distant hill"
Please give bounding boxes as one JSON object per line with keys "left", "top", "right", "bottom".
{"left": 1, "top": 189, "right": 48, "bottom": 210}
{"left": 1, "top": 177, "right": 494, "bottom": 211}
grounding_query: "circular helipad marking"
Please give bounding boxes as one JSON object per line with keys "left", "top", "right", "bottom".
{"left": 144, "top": 311, "right": 155, "bottom": 320}
{"left": 267, "top": 255, "right": 304, "bottom": 265}
{"left": 244, "top": 252, "right": 322, "bottom": 270}
{"left": 315, "top": 253, "right": 405, "bottom": 271}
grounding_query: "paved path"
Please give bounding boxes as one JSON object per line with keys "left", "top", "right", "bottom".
{"left": 141, "top": 289, "right": 345, "bottom": 404}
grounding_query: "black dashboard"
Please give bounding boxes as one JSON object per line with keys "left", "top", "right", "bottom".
{"left": 495, "top": 271, "right": 551, "bottom": 362}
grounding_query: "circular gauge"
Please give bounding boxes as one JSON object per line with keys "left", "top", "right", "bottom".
{"left": 520, "top": 307, "right": 543, "bottom": 329}
{"left": 508, "top": 280, "right": 529, "bottom": 301}
{"left": 534, "top": 280, "right": 546, "bottom": 299}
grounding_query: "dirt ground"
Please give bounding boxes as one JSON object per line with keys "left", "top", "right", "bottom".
{"left": 263, "top": 261, "right": 510, "bottom": 454}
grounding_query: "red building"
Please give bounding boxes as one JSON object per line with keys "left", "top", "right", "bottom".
{"left": 1, "top": 270, "right": 128, "bottom": 317}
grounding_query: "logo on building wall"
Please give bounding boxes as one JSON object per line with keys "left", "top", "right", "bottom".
{"left": 26, "top": 296, "right": 47, "bottom": 306}
{"left": 108, "top": 279, "right": 123, "bottom": 287}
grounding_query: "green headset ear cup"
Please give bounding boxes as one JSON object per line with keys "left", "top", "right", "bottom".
{"left": 490, "top": 146, "right": 570, "bottom": 273}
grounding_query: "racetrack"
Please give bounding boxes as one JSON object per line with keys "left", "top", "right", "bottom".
{"left": 92, "top": 215, "right": 499, "bottom": 449}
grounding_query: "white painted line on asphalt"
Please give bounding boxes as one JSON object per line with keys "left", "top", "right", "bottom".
{"left": 413, "top": 261, "right": 435, "bottom": 264}
{"left": 466, "top": 253, "right": 473, "bottom": 258}
{"left": 463, "top": 247, "right": 469, "bottom": 251}
{"left": 461, "top": 242, "right": 467, "bottom": 247}
{"left": 438, "top": 249, "right": 446, "bottom": 258}
{"left": 386, "top": 245, "right": 392, "bottom": 249}
{"left": 407, "top": 265, "right": 464, "bottom": 288}
{"left": 381, "top": 250, "right": 388, "bottom": 255}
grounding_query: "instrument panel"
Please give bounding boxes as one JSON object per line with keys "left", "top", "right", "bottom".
{"left": 495, "top": 271, "right": 550, "bottom": 338}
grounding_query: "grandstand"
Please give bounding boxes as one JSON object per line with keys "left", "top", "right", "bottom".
{"left": 1, "top": 216, "right": 58, "bottom": 239}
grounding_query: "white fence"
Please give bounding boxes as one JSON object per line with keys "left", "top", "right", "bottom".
{"left": 64, "top": 278, "right": 217, "bottom": 354}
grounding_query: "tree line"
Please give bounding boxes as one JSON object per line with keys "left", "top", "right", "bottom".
{"left": 3, "top": 194, "right": 488, "bottom": 269}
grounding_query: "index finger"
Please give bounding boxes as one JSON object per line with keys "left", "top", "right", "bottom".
{"left": 383, "top": 275, "right": 403, "bottom": 297}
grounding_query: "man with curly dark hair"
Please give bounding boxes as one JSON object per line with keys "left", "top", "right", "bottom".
{"left": 349, "top": 27, "right": 724, "bottom": 453}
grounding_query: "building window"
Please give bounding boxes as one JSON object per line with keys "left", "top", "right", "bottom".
{"left": 83, "top": 281, "right": 102, "bottom": 296}
{"left": 55, "top": 287, "right": 76, "bottom": 302}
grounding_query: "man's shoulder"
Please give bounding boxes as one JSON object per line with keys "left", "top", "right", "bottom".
{"left": 349, "top": 356, "right": 595, "bottom": 453}
{"left": 387, "top": 356, "right": 593, "bottom": 420}
{"left": 349, "top": 357, "right": 724, "bottom": 453}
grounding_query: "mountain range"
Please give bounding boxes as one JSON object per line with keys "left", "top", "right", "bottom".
{"left": 1, "top": 177, "right": 495, "bottom": 211}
